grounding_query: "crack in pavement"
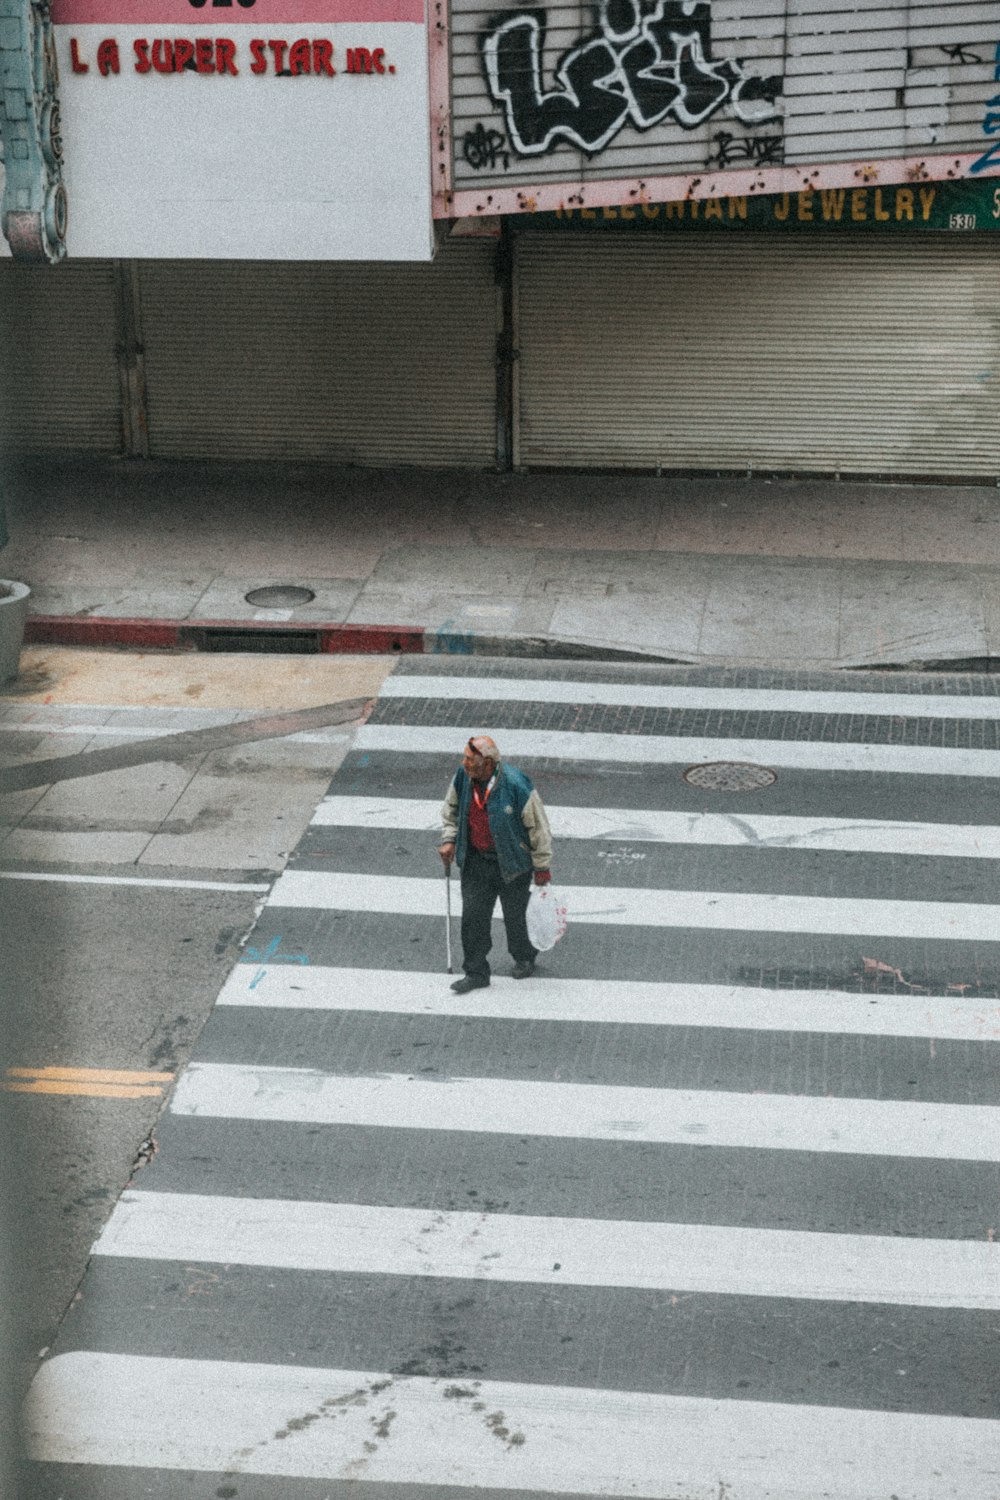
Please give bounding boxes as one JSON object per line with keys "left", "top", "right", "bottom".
{"left": 721, "top": 813, "right": 935, "bottom": 849}
{"left": 0, "top": 697, "right": 372, "bottom": 794}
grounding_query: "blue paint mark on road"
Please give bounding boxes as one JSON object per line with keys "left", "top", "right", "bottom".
{"left": 434, "top": 618, "right": 474, "bottom": 655}
{"left": 343, "top": 749, "right": 372, "bottom": 796}
{"left": 241, "top": 934, "right": 309, "bottom": 990}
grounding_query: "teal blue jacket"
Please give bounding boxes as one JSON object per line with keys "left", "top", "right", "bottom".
{"left": 441, "top": 763, "right": 553, "bottom": 884}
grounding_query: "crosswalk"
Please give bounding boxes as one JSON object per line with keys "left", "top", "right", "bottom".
{"left": 23, "top": 658, "right": 1000, "bottom": 1498}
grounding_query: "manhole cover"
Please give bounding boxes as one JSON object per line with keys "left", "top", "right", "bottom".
{"left": 683, "top": 761, "right": 777, "bottom": 792}
{"left": 244, "top": 585, "right": 316, "bottom": 608}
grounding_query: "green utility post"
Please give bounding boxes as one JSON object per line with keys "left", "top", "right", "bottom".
{"left": 0, "top": 0, "right": 66, "bottom": 262}
{"left": 0, "top": 0, "right": 66, "bottom": 543}
{"left": 0, "top": 16, "right": 50, "bottom": 1469}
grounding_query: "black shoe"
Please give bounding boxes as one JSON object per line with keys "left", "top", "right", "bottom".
{"left": 451, "top": 975, "right": 490, "bottom": 994}
{"left": 511, "top": 961, "right": 535, "bottom": 980}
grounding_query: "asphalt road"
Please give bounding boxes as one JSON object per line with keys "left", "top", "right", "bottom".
{"left": 16, "top": 654, "right": 1000, "bottom": 1500}
{"left": 0, "top": 647, "right": 392, "bottom": 1492}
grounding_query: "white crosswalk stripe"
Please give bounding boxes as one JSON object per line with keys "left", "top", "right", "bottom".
{"left": 379, "top": 672, "right": 1000, "bottom": 721}
{"left": 217, "top": 964, "right": 1000, "bottom": 1040}
{"left": 269, "top": 868, "right": 1000, "bottom": 941}
{"left": 94, "top": 1190, "right": 1000, "bottom": 1308}
{"left": 25, "top": 1353, "right": 1000, "bottom": 1498}
{"left": 172, "top": 1063, "right": 1000, "bottom": 1160}
{"left": 26, "top": 662, "right": 1000, "bottom": 1497}
{"left": 357, "top": 721, "right": 1000, "bottom": 776}
{"left": 314, "top": 792, "right": 1000, "bottom": 858}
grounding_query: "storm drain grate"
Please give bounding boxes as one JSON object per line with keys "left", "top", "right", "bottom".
{"left": 683, "top": 761, "right": 777, "bottom": 791}
{"left": 187, "top": 627, "right": 321, "bottom": 654}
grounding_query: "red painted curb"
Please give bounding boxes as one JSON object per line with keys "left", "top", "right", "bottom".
{"left": 316, "top": 624, "right": 425, "bottom": 655}
{"left": 25, "top": 617, "right": 184, "bottom": 649}
{"left": 24, "top": 616, "right": 427, "bottom": 655}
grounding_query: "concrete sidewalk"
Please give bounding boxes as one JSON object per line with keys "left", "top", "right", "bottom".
{"left": 4, "top": 455, "right": 1000, "bottom": 668}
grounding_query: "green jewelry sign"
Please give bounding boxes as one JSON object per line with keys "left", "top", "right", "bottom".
{"left": 530, "top": 178, "right": 1000, "bottom": 232}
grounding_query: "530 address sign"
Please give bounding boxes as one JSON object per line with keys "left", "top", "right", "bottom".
{"left": 952, "top": 188, "right": 1000, "bottom": 228}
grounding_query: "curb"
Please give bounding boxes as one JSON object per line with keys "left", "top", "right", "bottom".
{"left": 23, "top": 614, "right": 995, "bottom": 673}
{"left": 23, "top": 615, "right": 671, "bottom": 663}
{"left": 24, "top": 616, "right": 427, "bottom": 655}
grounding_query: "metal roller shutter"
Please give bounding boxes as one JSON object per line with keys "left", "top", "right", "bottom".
{"left": 139, "top": 239, "right": 498, "bottom": 467}
{"left": 0, "top": 260, "right": 120, "bottom": 455}
{"left": 515, "top": 234, "right": 1000, "bottom": 478}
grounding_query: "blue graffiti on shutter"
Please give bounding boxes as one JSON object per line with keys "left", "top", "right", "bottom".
{"left": 969, "top": 41, "right": 1000, "bottom": 175}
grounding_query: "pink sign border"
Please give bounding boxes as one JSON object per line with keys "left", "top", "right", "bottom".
{"left": 436, "top": 151, "right": 1000, "bottom": 221}
{"left": 53, "top": 0, "right": 424, "bottom": 25}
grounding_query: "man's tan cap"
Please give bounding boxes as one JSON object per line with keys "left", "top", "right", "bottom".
{"left": 468, "top": 735, "right": 501, "bottom": 762}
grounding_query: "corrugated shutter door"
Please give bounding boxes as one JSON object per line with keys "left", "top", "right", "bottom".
{"left": 0, "top": 260, "right": 120, "bottom": 454}
{"left": 515, "top": 234, "right": 1000, "bottom": 478}
{"left": 139, "top": 239, "right": 497, "bottom": 466}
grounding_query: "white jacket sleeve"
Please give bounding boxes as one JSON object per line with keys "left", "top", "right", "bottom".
{"left": 521, "top": 788, "right": 553, "bottom": 870}
{"left": 440, "top": 778, "right": 460, "bottom": 844}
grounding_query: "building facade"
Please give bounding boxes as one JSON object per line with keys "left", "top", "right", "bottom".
{"left": 0, "top": 0, "right": 997, "bottom": 477}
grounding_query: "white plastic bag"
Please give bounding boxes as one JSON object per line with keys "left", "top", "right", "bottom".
{"left": 526, "top": 884, "right": 568, "bottom": 952}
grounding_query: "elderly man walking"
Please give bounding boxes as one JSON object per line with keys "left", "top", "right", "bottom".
{"left": 438, "top": 735, "right": 553, "bottom": 994}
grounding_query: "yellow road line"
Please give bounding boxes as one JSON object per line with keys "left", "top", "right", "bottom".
{"left": 2, "top": 1066, "right": 175, "bottom": 1099}
{"left": 5, "top": 1066, "right": 174, "bottom": 1084}
{"left": 3, "top": 1080, "right": 166, "bottom": 1099}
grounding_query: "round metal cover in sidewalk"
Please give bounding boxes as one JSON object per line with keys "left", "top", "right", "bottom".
{"left": 245, "top": 586, "right": 316, "bottom": 608}
{"left": 683, "top": 762, "right": 777, "bottom": 792}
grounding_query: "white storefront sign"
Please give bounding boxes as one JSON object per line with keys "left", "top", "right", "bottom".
{"left": 41, "top": 0, "right": 433, "bottom": 257}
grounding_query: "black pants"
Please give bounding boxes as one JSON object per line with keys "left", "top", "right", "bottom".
{"left": 460, "top": 847, "right": 536, "bottom": 981}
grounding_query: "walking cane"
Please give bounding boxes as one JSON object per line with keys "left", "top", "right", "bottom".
{"left": 445, "top": 862, "right": 454, "bottom": 974}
